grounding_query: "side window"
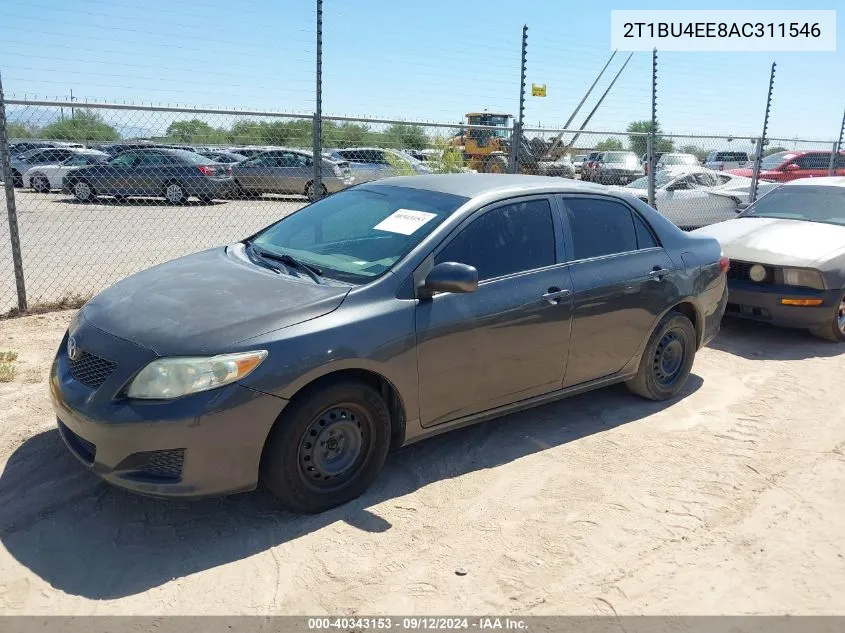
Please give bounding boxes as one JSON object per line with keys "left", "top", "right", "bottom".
{"left": 715, "top": 173, "right": 732, "bottom": 185}
{"left": 436, "top": 199, "right": 555, "bottom": 281}
{"left": 563, "top": 197, "right": 637, "bottom": 260}
{"left": 109, "top": 153, "right": 138, "bottom": 166}
{"left": 633, "top": 213, "right": 659, "bottom": 249}
{"left": 65, "top": 154, "right": 90, "bottom": 166}
{"left": 835, "top": 154, "right": 845, "bottom": 168}
{"left": 693, "top": 173, "right": 717, "bottom": 187}
{"left": 136, "top": 153, "right": 172, "bottom": 166}
{"left": 796, "top": 153, "right": 830, "bottom": 170}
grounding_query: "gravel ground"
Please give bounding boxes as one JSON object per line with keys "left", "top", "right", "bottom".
{"left": 0, "top": 191, "right": 305, "bottom": 313}
{"left": 0, "top": 311, "right": 843, "bottom": 615}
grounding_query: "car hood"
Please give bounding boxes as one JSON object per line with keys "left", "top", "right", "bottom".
{"left": 81, "top": 246, "right": 351, "bottom": 356}
{"left": 693, "top": 217, "right": 845, "bottom": 267}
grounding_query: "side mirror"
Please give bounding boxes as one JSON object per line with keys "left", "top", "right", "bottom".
{"left": 783, "top": 163, "right": 800, "bottom": 172}
{"left": 420, "top": 262, "right": 478, "bottom": 298}
{"left": 735, "top": 202, "right": 751, "bottom": 212}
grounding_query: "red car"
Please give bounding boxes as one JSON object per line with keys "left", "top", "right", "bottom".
{"left": 728, "top": 150, "right": 845, "bottom": 182}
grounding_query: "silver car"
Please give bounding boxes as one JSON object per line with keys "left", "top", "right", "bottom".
{"left": 231, "top": 148, "right": 354, "bottom": 201}
{"left": 693, "top": 177, "right": 845, "bottom": 342}
{"left": 330, "top": 147, "right": 430, "bottom": 183}
{"left": 9, "top": 147, "right": 90, "bottom": 188}
{"left": 594, "top": 151, "right": 641, "bottom": 185}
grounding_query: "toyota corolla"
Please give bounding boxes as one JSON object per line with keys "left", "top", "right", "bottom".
{"left": 50, "top": 174, "right": 728, "bottom": 513}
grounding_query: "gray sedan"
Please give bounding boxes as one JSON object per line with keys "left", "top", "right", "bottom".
{"left": 594, "top": 151, "right": 642, "bottom": 185}
{"left": 231, "top": 148, "right": 354, "bottom": 200}
{"left": 694, "top": 177, "right": 845, "bottom": 341}
{"left": 50, "top": 174, "right": 727, "bottom": 513}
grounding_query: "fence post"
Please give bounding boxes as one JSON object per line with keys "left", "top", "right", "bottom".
{"left": 647, "top": 48, "right": 657, "bottom": 208}
{"left": 647, "top": 135, "right": 656, "bottom": 208}
{"left": 750, "top": 62, "right": 776, "bottom": 203}
{"left": 510, "top": 24, "right": 527, "bottom": 174}
{"left": 311, "top": 0, "right": 323, "bottom": 200}
{"left": 0, "top": 69, "right": 27, "bottom": 313}
{"left": 828, "top": 106, "right": 844, "bottom": 176}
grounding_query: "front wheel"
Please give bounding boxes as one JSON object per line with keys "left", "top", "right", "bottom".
{"left": 626, "top": 311, "right": 696, "bottom": 401}
{"left": 31, "top": 174, "right": 51, "bottom": 193}
{"left": 809, "top": 292, "right": 845, "bottom": 342}
{"left": 260, "top": 379, "right": 391, "bottom": 514}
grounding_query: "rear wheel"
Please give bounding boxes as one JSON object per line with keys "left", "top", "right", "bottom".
{"left": 626, "top": 311, "right": 696, "bottom": 401}
{"left": 31, "top": 173, "right": 51, "bottom": 193}
{"left": 305, "top": 180, "right": 328, "bottom": 202}
{"left": 260, "top": 379, "right": 391, "bottom": 514}
{"left": 72, "top": 180, "right": 95, "bottom": 202}
{"left": 11, "top": 170, "right": 23, "bottom": 188}
{"left": 809, "top": 292, "right": 845, "bottom": 342}
{"left": 164, "top": 182, "right": 188, "bottom": 205}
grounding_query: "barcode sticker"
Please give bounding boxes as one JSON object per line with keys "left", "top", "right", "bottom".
{"left": 373, "top": 209, "right": 438, "bottom": 235}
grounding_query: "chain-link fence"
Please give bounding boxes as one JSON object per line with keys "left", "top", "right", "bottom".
{"left": 2, "top": 99, "right": 844, "bottom": 314}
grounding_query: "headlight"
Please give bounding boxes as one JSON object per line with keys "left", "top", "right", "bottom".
{"left": 126, "top": 350, "right": 268, "bottom": 400}
{"left": 781, "top": 268, "right": 825, "bottom": 290}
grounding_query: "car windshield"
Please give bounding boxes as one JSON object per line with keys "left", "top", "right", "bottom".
{"left": 741, "top": 186, "right": 845, "bottom": 226}
{"left": 760, "top": 151, "right": 795, "bottom": 170}
{"left": 662, "top": 154, "right": 697, "bottom": 165}
{"left": 250, "top": 185, "right": 468, "bottom": 283}
{"left": 627, "top": 170, "right": 676, "bottom": 190}
{"left": 604, "top": 152, "right": 638, "bottom": 165}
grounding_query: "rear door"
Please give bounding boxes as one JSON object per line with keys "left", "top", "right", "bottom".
{"left": 278, "top": 151, "right": 313, "bottom": 193}
{"left": 559, "top": 195, "right": 676, "bottom": 387}
{"left": 97, "top": 151, "right": 140, "bottom": 193}
{"left": 134, "top": 151, "right": 177, "bottom": 194}
{"left": 415, "top": 196, "right": 573, "bottom": 426}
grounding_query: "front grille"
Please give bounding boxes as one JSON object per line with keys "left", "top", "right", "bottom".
{"left": 727, "top": 260, "right": 775, "bottom": 285}
{"left": 68, "top": 351, "right": 116, "bottom": 389}
{"left": 57, "top": 419, "right": 96, "bottom": 464}
{"left": 145, "top": 449, "right": 185, "bottom": 479}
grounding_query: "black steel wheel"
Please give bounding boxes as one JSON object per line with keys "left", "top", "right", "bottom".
{"left": 260, "top": 378, "right": 391, "bottom": 514}
{"left": 626, "top": 310, "right": 696, "bottom": 401}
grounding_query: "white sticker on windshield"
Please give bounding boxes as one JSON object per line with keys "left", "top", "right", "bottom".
{"left": 373, "top": 209, "right": 438, "bottom": 235}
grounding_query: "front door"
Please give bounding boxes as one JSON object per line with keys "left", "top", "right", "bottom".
{"left": 415, "top": 197, "right": 573, "bottom": 427}
{"left": 558, "top": 195, "right": 677, "bottom": 387}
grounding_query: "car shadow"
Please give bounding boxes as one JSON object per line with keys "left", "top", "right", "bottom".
{"left": 0, "top": 376, "right": 701, "bottom": 600}
{"left": 709, "top": 316, "right": 843, "bottom": 360}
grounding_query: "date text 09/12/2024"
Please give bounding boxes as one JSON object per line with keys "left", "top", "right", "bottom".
{"left": 307, "top": 617, "right": 528, "bottom": 630}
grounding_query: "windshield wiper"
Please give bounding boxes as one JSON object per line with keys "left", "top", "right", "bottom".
{"left": 243, "top": 240, "right": 282, "bottom": 274}
{"left": 244, "top": 241, "right": 323, "bottom": 283}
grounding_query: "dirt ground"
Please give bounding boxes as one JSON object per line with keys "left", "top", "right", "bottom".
{"left": 0, "top": 310, "right": 844, "bottom": 615}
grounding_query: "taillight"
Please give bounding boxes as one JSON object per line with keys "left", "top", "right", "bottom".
{"left": 719, "top": 254, "right": 730, "bottom": 274}
{"left": 198, "top": 165, "right": 216, "bottom": 176}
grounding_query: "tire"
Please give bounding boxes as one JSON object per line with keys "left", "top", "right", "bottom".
{"left": 31, "top": 173, "right": 51, "bottom": 193}
{"left": 163, "top": 182, "right": 188, "bottom": 205}
{"left": 260, "top": 379, "right": 391, "bottom": 514}
{"left": 626, "top": 310, "right": 697, "bottom": 401}
{"left": 483, "top": 155, "right": 508, "bottom": 174}
{"left": 305, "top": 181, "right": 327, "bottom": 202}
{"left": 72, "top": 180, "right": 95, "bottom": 202}
{"left": 809, "top": 292, "right": 845, "bottom": 342}
{"left": 11, "top": 170, "right": 23, "bottom": 188}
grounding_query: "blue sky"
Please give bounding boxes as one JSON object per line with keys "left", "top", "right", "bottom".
{"left": 0, "top": 0, "right": 842, "bottom": 141}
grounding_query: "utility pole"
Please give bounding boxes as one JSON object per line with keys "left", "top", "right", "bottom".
{"left": 750, "top": 62, "right": 776, "bottom": 203}
{"left": 311, "top": 0, "right": 323, "bottom": 201}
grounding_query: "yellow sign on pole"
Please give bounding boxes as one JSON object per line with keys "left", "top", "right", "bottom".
{"left": 532, "top": 84, "right": 547, "bottom": 97}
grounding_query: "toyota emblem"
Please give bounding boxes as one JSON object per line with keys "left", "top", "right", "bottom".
{"left": 67, "top": 336, "right": 80, "bottom": 361}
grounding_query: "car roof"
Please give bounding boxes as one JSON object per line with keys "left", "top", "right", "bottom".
{"left": 366, "top": 173, "right": 610, "bottom": 198}
{"left": 783, "top": 176, "right": 845, "bottom": 188}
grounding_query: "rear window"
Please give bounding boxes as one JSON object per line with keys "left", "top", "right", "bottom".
{"left": 168, "top": 149, "right": 213, "bottom": 164}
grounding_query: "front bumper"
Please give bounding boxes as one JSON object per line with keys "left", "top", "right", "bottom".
{"left": 597, "top": 171, "right": 639, "bottom": 184}
{"left": 725, "top": 280, "right": 838, "bottom": 329}
{"left": 49, "top": 324, "right": 286, "bottom": 498}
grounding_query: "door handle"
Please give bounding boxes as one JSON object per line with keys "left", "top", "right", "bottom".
{"left": 542, "top": 288, "right": 571, "bottom": 304}
{"left": 648, "top": 267, "right": 667, "bottom": 281}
